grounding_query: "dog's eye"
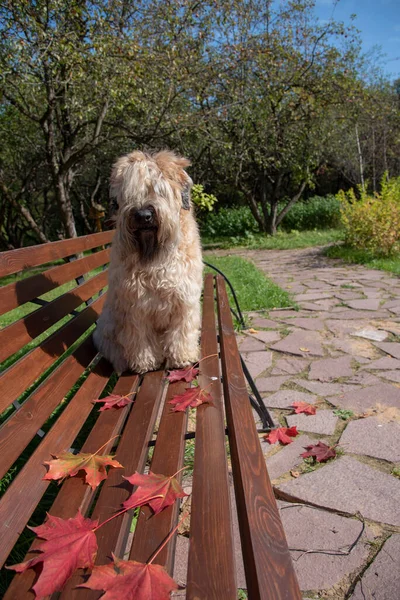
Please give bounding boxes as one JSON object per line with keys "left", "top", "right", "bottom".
{"left": 110, "top": 200, "right": 119, "bottom": 213}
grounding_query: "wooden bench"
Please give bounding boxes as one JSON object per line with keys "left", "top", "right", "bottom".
{"left": 0, "top": 231, "right": 301, "bottom": 599}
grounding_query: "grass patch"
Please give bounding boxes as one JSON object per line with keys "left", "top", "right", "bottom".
{"left": 204, "top": 256, "right": 292, "bottom": 311}
{"left": 202, "top": 229, "right": 342, "bottom": 251}
{"left": 325, "top": 244, "right": 400, "bottom": 275}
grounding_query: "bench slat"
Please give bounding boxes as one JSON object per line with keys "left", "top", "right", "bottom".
{"left": 0, "top": 247, "right": 110, "bottom": 316}
{"left": 0, "top": 269, "right": 108, "bottom": 362}
{"left": 187, "top": 274, "right": 237, "bottom": 599}
{"left": 129, "top": 380, "right": 187, "bottom": 574}
{"left": 3, "top": 373, "right": 139, "bottom": 600}
{"left": 0, "top": 336, "right": 98, "bottom": 479}
{"left": 0, "top": 231, "right": 114, "bottom": 278}
{"left": 0, "top": 293, "right": 105, "bottom": 413}
{"left": 216, "top": 276, "right": 302, "bottom": 600}
{"left": 0, "top": 356, "right": 113, "bottom": 569}
{"left": 61, "top": 370, "right": 166, "bottom": 600}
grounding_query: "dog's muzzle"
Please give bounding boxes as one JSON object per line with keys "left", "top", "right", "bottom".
{"left": 132, "top": 207, "right": 157, "bottom": 230}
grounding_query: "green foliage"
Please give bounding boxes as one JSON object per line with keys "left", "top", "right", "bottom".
{"left": 201, "top": 206, "right": 258, "bottom": 237}
{"left": 191, "top": 184, "right": 218, "bottom": 212}
{"left": 338, "top": 176, "right": 400, "bottom": 257}
{"left": 201, "top": 196, "right": 341, "bottom": 238}
{"left": 325, "top": 244, "right": 400, "bottom": 275}
{"left": 333, "top": 409, "right": 355, "bottom": 420}
{"left": 202, "top": 229, "right": 342, "bottom": 251}
{"left": 281, "top": 196, "right": 341, "bottom": 231}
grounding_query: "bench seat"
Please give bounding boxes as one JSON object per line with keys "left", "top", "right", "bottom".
{"left": 0, "top": 232, "right": 301, "bottom": 599}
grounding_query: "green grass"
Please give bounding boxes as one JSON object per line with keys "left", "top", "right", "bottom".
{"left": 202, "top": 228, "right": 342, "bottom": 251}
{"left": 325, "top": 245, "right": 400, "bottom": 275}
{"left": 205, "top": 255, "right": 293, "bottom": 312}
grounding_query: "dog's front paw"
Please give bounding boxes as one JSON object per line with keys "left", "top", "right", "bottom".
{"left": 165, "top": 357, "right": 192, "bottom": 370}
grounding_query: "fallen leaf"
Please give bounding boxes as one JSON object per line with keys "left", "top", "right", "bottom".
{"left": 80, "top": 554, "right": 178, "bottom": 600}
{"left": 291, "top": 401, "right": 316, "bottom": 415}
{"left": 166, "top": 365, "right": 199, "bottom": 383}
{"left": 290, "top": 470, "right": 300, "bottom": 478}
{"left": 169, "top": 386, "right": 212, "bottom": 412}
{"left": 301, "top": 441, "right": 336, "bottom": 463}
{"left": 7, "top": 511, "right": 98, "bottom": 598}
{"left": 247, "top": 328, "right": 259, "bottom": 334}
{"left": 93, "top": 393, "right": 135, "bottom": 411}
{"left": 299, "top": 347, "right": 310, "bottom": 352}
{"left": 122, "top": 471, "right": 188, "bottom": 515}
{"left": 43, "top": 451, "right": 123, "bottom": 490}
{"left": 264, "top": 426, "right": 299, "bottom": 445}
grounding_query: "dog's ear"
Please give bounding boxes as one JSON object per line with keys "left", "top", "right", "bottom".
{"left": 181, "top": 181, "right": 191, "bottom": 210}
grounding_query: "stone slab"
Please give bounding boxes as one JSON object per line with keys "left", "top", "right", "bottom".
{"left": 375, "top": 342, "right": 400, "bottom": 360}
{"left": 309, "top": 355, "right": 354, "bottom": 382}
{"left": 379, "top": 370, "right": 400, "bottom": 383}
{"left": 279, "top": 503, "right": 369, "bottom": 592}
{"left": 294, "top": 379, "right": 360, "bottom": 397}
{"left": 238, "top": 336, "right": 266, "bottom": 352}
{"left": 353, "top": 328, "right": 389, "bottom": 342}
{"left": 329, "top": 337, "right": 379, "bottom": 359}
{"left": 270, "top": 331, "right": 324, "bottom": 357}
{"left": 263, "top": 390, "right": 317, "bottom": 409}
{"left": 339, "top": 416, "right": 400, "bottom": 462}
{"left": 295, "top": 292, "right": 333, "bottom": 302}
{"left": 255, "top": 376, "right": 290, "bottom": 392}
{"left": 278, "top": 456, "right": 400, "bottom": 526}
{"left": 250, "top": 316, "right": 281, "bottom": 329}
{"left": 361, "top": 356, "right": 400, "bottom": 370}
{"left": 271, "top": 357, "right": 309, "bottom": 375}
{"left": 347, "top": 372, "right": 383, "bottom": 386}
{"left": 246, "top": 330, "right": 281, "bottom": 345}
{"left": 286, "top": 410, "right": 338, "bottom": 435}
{"left": 351, "top": 535, "right": 400, "bottom": 600}
{"left": 326, "top": 310, "right": 389, "bottom": 320}
{"left": 263, "top": 435, "right": 315, "bottom": 480}
{"left": 280, "top": 317, "right": 325, "bottom": 331}
{"left": 329, "top": 383, "right": 400, "bottom": 413}
{"left": 242, "top": 351, "right": 272, "bottom": 378}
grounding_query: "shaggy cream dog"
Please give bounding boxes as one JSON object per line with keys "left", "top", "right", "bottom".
{"left": 93, "top": 150, "right": 203, "bottom": 374}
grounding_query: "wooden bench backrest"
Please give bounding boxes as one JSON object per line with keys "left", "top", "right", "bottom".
{"left": 0, "top": 232, "right": 300, "bottom": 599}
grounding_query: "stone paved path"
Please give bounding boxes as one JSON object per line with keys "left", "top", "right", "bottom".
{"left": 173, "top": 246, "right": 400, "bottom": 599}
{"left": 234, "top": 246, "right": 400, "bottom": 599}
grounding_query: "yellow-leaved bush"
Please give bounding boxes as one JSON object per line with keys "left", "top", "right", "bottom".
{"left": 338, "top": 176, "right": 400, "bottom": 257}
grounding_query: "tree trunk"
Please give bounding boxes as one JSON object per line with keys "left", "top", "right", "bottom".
{"left": 276, "top": 180, "right": 307, "bottom": 228}
{"left": 372, "top": 125, "right": 376, "bottom": 193}
{"left": 56, "top": 176, "right": 78, "bottom": 238}
{"left": 0, "top": 180, "right": 50, "bottom": 244}
{"left": 267, "top": 202, "right": 278, "bottom": 235}
{"left": 355, "top": 124, "right": 365, "bottom": 192}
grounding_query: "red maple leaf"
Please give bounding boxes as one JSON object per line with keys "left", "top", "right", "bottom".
{"left": 166, "top": 365, "right": 199, "bottom": 383}
{"left": 168, "top": 386, "right": 212, "bottom": 412}
{"left": 291, "top": 401, "right": 316, "bottom": 415}
{"left": 264, "top": 426, "right": 299, "bottom": 445}
{"left": 43, "top": 450, "right": 123, "bottom": 490}
{"left": 80, "top": 554, "right": 178, "bottom": 600}
{"left": 301, "top": 441, "right": 337, "bottom": 463}
{"left": 7, "top": 511, "right": 98, "bottom": 598}
{"left": 122, "top": 470, "right": 187, "bottom": 515}
{"left": 93, "top": 393, "right": 135, "bottom": 411}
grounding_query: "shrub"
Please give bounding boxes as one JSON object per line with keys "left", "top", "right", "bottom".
{"left": 280, "top": 195, "right": 341, "bottom": 231}
{"left": 200, "top": 195, "right": 341, "bottom": 237}
{"left": 200, "top": 206, "right": 258, "bottom": 237}
{"left": 191, "top": 184, "right": 218, "bottom": 212}
{"left": 338, "top": 176, "right": 400, "bottom": 257}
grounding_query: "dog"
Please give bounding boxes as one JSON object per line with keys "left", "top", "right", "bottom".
{"left": 93, "top": 150, "right": 203, "bottom": 374}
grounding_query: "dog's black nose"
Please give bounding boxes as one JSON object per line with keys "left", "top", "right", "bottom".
{"left": 135, "top": 209, "right": 154, "bottom": 225}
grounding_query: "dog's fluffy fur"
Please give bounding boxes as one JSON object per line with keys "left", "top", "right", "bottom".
{"left": 93, "top": 150, "right": 203, "bottom": 374}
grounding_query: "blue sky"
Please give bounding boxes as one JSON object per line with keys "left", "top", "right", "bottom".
{"left": 314, "top": 0, "right": 400, "bottom": 79}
